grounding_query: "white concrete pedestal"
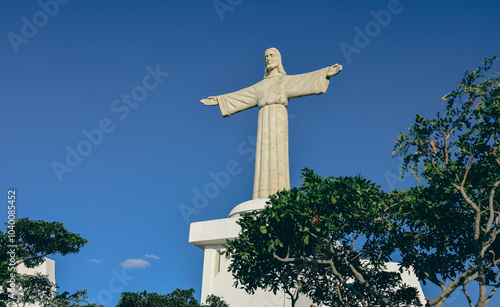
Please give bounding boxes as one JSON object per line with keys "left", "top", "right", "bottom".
{"left": 189, "top": 199, "right": 425, "bottom": 306}
{"left": 189, "top": 199, "right": 296, "bottom": 306}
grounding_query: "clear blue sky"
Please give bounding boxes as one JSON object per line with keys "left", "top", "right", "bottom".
{"left": 1, "top": 0, "right": 499, "bottom": 306}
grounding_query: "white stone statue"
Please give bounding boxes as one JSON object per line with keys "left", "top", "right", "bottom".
{"left": 201, "top": 48, "right": 342, "bottom": 199}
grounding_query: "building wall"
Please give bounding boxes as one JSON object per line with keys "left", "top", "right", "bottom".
{"left": 9, "top": 258, "right": 56, "bottom": 307}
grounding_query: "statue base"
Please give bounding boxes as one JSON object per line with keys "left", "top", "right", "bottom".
{"left": 189, "top": 199, "right": 425, "bottom": 306}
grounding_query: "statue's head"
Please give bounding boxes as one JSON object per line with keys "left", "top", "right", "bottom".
{"left": 264, "top": 48, "right": 286, "bottom": 78}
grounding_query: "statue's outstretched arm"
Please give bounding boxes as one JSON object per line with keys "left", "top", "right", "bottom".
{"left": 201, "top": 85, "right": 258, "bottom": 117}
{"left": 285, "top": 64, "right": 343, "bottom": 100}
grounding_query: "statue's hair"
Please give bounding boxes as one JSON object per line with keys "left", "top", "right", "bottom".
{"left": 264, "top": 48, "right": 286, "bottom": 78}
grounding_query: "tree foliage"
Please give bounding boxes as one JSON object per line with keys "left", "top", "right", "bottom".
{"left": 203, "top": 294, "right": 229, "bottom": 307}
{"left": 225, "top": 170, "right": 421, "bottom": 307}
{"left": 6, "top": 272, "right": 55, "bottom": 307}
{"left": 116, "top": 289, "right": 228, "bottom": 307}
{"left": 49, "top": 290, "right": 105, "bottom": 307}
{"left": 0, "top": 218, "right": 88, "bottom": 272}
{"left": 393, "top": 57, "right": 500, "bottom": 307}
{"left": 0, "top": 218, "right": 88, "bottom": 306}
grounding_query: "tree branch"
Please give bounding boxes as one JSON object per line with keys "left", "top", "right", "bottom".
{"left": 451, "top": 182, "right": 482, "bottom": 240}
{"left": 428, "top": 264, "right": 480, "bottom": 306}
{"left": 461, "top": 155, "right": 475, "bottom": 187}
{"left": 485, "top": 280, "right": 500, "bottom": 305}
{"left": 462, "top": 284, "right": 474, "bottom": 307}
{"left": 486, "top": 180, "right": 500, "bottom": 232}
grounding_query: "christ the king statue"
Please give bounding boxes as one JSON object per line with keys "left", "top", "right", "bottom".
{"left": 201, "top": 48, "right": 342, "bottom": 199}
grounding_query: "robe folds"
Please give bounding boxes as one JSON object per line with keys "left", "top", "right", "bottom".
{"left": 215, "top": 68, "right": 331, "bottom": 199}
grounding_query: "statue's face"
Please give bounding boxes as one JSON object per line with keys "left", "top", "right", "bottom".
{"left": 265, "top": 49, "right": 279, "bottom": 71}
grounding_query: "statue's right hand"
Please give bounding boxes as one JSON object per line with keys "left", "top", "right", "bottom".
{"left": 327, "top": 64, "right": 343, "bottom": 77}
{"left": 200, "top": 96, "right": 218, "bottom": 106}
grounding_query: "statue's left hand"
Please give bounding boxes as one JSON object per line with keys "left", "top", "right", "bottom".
{"left": 327, "top": 64, "right": 342, "bottom": 77}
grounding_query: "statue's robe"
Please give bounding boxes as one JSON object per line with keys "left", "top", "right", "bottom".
{"left": 214, "top": 68, "right": 331, "bottom": 199}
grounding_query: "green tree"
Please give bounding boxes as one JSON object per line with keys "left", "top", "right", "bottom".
{"left": 49, "top": 290, "right": 105, "bottom": 307}
{"left": 203, "top": 294, "right": 229, "bottom": 307}
{"left": 116, "top": 289, "right": 229, "bottom": 307}
{"left": 225, "top": 170, "right": 421, "bottom": 307}
{"left": 7, "top": 272, "right": 54, "bottom": 307}
{"left": 116, "top": 290, "right": 169, "bottom": 307}
{"left": 394, "top": 57, "right": 500, "bottom": 307}
{"left": 0, "top": 218, "right": 88, "bottom": 306}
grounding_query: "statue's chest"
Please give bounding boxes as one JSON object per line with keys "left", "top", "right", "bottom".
{"left": 256, "top": 78, "right": 288, "bottom": 108}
